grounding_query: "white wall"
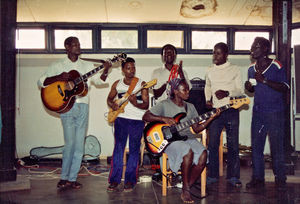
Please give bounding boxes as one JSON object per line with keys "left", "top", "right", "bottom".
{"left": 16, "top": 53, "right": 270, "bottom": 158}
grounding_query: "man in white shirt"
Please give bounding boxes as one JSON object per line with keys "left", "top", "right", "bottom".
{"left": 38, "top": 36, "right": 112, "bottom": 189}
{"left": 205, "top": 42, "right": 243, "bottom": 187}
{"left": 151, "top": 44, "right": 191, "bottom": 104}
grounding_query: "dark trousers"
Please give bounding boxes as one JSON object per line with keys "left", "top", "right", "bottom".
{"left": 208, "top": 108, "right": 240, "bottom": 179}
{"left": 108, "top": 117, "right": 145, "bottom": 184}
{"left": 251, "top": 111, "right": 286, "bottom": 181}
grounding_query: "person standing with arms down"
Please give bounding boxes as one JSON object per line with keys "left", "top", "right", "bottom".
{"left": 38, "top": 36, "right": 112, "bottom": 189}
{"left": 151, "top": 44, "right": 191, "bottom": 103}
{"left": 106, "top": 57, "right": 149, "bottom": 192}
{"left": 143, "top": 78, "right": 220, "bottom": 203}
{"left": 245, "top": 37, "right": 289, "bottom": 190}
{"left": 205, "top": 42, "right": 244, "bottom": 187}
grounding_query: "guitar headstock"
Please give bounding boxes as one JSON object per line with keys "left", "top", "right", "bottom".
{"left": 230, "top": 96, "right": 250, "bottom": 109}
{"left": 110, "top": 53, "right": 127, "bottom": 63}
{"left": 143, "top": 79, "right": 157, "bottom": 89}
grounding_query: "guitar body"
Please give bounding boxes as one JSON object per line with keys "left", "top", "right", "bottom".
{"left": 41, "top": 70, "right": 88, "bottom": 113}
{"left": 107, "top": 101, "right": 128, "bottom": 123}
{"left": 107, "top": 79, "right": 157, "bottom": 123}
{"left": 143, "top": 113, "right": 187, "bottom": 156}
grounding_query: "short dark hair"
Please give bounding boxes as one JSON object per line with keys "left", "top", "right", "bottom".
{"left": 214, "top": 42, "right": 229, "bottom": 55}
{"left": 121, "top": 57, "right": 135, "bottom": 68}
{"left": 161, "top": 44, "right": 177, "bottom": 56}
{"left": 64, "top": 36, "right": 78, "bottom": 47}
{"left": 254, "top": 37, "right": 271, "bottom": 54}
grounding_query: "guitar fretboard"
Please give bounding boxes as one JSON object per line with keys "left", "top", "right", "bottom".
{"left": 175, "top": 104, "right": 231, "bottom": 132}
{"left": 74, "top": 64, "right": 107, "bottom": 85}
{"left": 73, "top": 53, "right": 126, "bottom": 85}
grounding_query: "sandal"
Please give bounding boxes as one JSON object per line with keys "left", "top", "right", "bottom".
{"left": 67, "top": 181, "right": 82, "bottom": 189}
{"left": 57, "top": 180, "right": 68, "bottom": 188}
{"left": 107, "top": 182, "right": 118, "bottom": 192}
{"left": 124, "top": 182, "right": 134, "bottom": 192}
{"left": 228, "top": 177, "right": 242, "bottom": 187}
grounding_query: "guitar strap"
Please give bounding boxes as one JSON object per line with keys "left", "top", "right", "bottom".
{"left": 126, "top": 77, "right": 139, "bottom": 96}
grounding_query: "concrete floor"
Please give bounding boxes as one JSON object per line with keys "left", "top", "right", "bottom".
{"left": 1, "top": 157, "right": 300, "bottom": 204}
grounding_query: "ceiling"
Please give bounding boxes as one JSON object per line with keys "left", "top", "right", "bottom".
{"left": 17, "top": 0, "right": 300, "bottom": 25}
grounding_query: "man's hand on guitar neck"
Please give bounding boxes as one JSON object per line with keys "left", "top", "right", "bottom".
{"left": 100, "top": 60, "right": 112, "bottom": 81}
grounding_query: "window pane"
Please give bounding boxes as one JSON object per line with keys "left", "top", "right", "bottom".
{"left": 292, "top": 28, "right": 300, "bottom": 48}
{"left": 147, "top": 30, "right": 184, "bottom": 48}
{"left": 54, "top": 30, "right": 92, "bottom": 49}
{"left": 192, "top": 31, "right": 227, "bottom": 49}
{"left": 235, "top": 32, "right": 269, "bottom": 50}
{"left": 16, "top": 29, "right": 45, "bottom": 49}
{"left": 101, "top": 30, "right": 138, "bottom": 49}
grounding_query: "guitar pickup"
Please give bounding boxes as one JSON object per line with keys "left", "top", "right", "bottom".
{"left": 57, "top": 85, "right": 64, "bottom": 97}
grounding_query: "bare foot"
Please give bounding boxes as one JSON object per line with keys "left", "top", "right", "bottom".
{"left": 181, "top": 189, "right": 194, "bottom": 203}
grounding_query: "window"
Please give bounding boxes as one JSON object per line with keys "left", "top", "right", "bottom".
{"left": 16, "top": 28, "right": 45, "bottom": 49}
{"left": 292, "top": 28, "right": 300, "bottom": 48}
{"left": 54, "top": 29, "right": 92, "bottom": 49}
{"left": 192, "top": 31, "right": 227, "bottom": 50}
{"left": 101, "top": 30, "right": 138, "bottom": 49}
{"left": 147, "top": 30, "right": 184, "bottom": 48}
{"left": 235, "top": 31, "right": 269, "bottom": 50}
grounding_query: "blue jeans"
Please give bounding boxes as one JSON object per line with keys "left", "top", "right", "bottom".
{"left": 208, "top": 108, "right": 240, "bottom": 179}
{"left": 60, "top": 103, "right": 89, "bottom": 182}
{"left": 251, "top": 111, "right": 286, "bottom": 181}
{"left": 109, "top": 117, "right": 144, "bottom": 184}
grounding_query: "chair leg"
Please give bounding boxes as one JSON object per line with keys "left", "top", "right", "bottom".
{"left": 219, "top": 131, "right": 223, "bottom": 177}
{"left": 201, "top": 167, "right": 206, "bottom": 197}
{"left": 122, "top": 148, "right": 128, "bottom": 179}
{"left": 140, "top": 137, "right": 145, "bottom": 166}
{"left": 162, "top": 153, "right": 167, "bottom": 196}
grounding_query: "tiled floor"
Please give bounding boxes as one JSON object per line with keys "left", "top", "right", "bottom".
{"left": 1, "top": 156, "right": 300, "bottom": 204}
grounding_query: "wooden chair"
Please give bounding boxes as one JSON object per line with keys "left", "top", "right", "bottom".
{"left": 161, "top": 129, "right": 224, "bottom": 197}
{"left": 161, "top": 130, "right": 208, "bottom": 197}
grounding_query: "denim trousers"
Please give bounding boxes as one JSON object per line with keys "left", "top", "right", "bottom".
{"left": 109, "top": 117, "right": 145, "bottom": 184}
{"left": 251, "top": 110, "right": 286, "bottom": 181}
{"left": 60, "top": 103, "right": 89, "bottom": 182}
{"left": 208, "top": 108, "right": 240, "bottom": 179}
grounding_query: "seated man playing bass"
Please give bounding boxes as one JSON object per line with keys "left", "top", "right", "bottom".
{"left": 143, "top": 78, "right": 220, "bottom": 203}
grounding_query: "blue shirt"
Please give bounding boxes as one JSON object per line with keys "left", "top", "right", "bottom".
{"left": 247, "top": 59, "right": 288, "bottom": 113}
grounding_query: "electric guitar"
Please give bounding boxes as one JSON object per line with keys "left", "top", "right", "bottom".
{"left": 144, "top": 96, "right": 250, "bottom": 156}
{"left": 41, "top": 53, "right": 127, "bottom": 113}
{"left": 107, "top": 79, "right": 157, "bottom": 123}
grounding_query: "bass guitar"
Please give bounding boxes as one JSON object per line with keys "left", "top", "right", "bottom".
{"left": 41, "top": 53, "right": 127, "bottom": 113}
{"left": 107, "top": 79, "right": 157, "bottom": 123}
{"left": 144, "top": 96, "right": 250, "bottom": 156}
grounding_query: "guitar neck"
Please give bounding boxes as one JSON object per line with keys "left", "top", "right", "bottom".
{"left": 74, "top": 64, "right": 105, "bottom": 85}
{"left": 119, "top": 84, "right": 144, "bottom": 106}
{"left": 175, "top": 104, "right": 231, "bottom": 132}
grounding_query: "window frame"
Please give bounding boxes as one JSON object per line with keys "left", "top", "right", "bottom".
{"left": 17, "top": 22, "right": 299, "bottom": 55}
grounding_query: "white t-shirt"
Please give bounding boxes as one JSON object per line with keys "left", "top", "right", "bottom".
{"left": 115, "top": 78, "right": 146, "bottom": 121}
{"left": 151, "top": 66, "right": 191, "bottom": 103}
{"left": 37, "top": 56, "right": 106, "bottom": 104}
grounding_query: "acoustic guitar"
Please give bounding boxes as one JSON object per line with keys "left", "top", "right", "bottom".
{"left": 107, "top": 79, "right": 157, "bottom": 123}
{"left": 41, "top": 53, "right": 127, "bottom": 113}
{"left": 143, "top": 96, "right": 250, "bottom": 156}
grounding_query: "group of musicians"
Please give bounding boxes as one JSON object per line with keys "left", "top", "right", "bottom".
{"left": 38, "top": 36, "right": 289, "bottom": 203}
